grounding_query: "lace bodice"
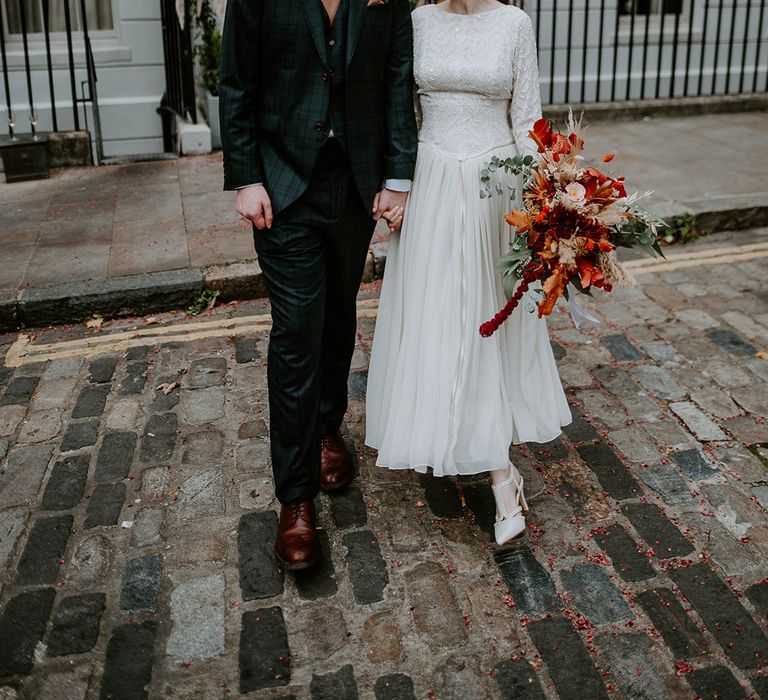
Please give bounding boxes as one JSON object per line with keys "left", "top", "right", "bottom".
{"left": 413, "top": 4, "right": 542, "bottom": 160}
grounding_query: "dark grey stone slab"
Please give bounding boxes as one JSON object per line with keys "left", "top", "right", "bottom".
{"left": 746, "top": 581, "right": 768, "bottom": 621}
{"left": 185, "top": 357, "right": 228, "bottom": 388}
{"left": 374, "top": 674, "right": 416, "bottom": 700}
{"left": 577, "top": 443, "right": 642, "bottom": 499}
{"left": 637, "top": 587, "right": 709, "bottom": 659}
{"left": 41, "top": 454, "right": 90, "bottom": 510}
{"left": 151, "top": 375, "right": 181, "bottom": 411}
{"left": 493, "top": 659, "right": 547, "bottom": 699}
{"left": 561, "top": 563, "right": 632, "bottom": 624}
{"left": 139, "top": 413, "right": 178, "bottom": 462}
{"left": 0, "top": 588, "right": 56, "bottom": 676}
{"left": 418, "top": 473, "right": 463, "bottom": 519}
{"left": 235, "top": 336, "right": 260, "bottom": 364}
{"left": 601, "top": 334, "right": 646, "bottom": 362}
{"left": 530, "top": 437, "right": 569, "bottom": 463}
{"left": 688, "top": 666, "right": 748, "bottom": 700}
{"left": 60, "top": 419, "right": 100, "bottom": 452}
{"left": 84, "top": 483, "right": 126, "bottom": 528}
{"left": 239, "top": 607, "right": 290, "bottom": 692}
{"left": 670, "top": 563, "right": 768, "bottom": 669}
{"left": 94, "top": 431, "right": 137, "bottom": 482}
{"left": 118, "top": 361, "right": 148, "bottom": 396}
{"left": 88, "top": 356, "right": 118, "bottom": 383}
{"left": 120, "top": 554, "right": 162, "bottom": 613}
{"left": 593, "top": 523, "right": 656, "bottom": 582}
{"left": 329, "top": 486, "right": 368, "bottom": 529}
{"left": 47, "top": 592, "right": 106, "bottom": 656}
{"left": 14, "top": 514, "right": 73, "bottom": 585}
{"left": 1, "top": 375, "right": 40, "bottom": 405}
{"left": 347, "top": 371, "right": 368, "bottom": 401}
{"left": 100, "top": 621, "right": 157, "bottom": 700}
{"left": 671, "top": 448, "right": 719, "bottom": 480}
{"left": 494, "top": 546, "right": 559, "bottom": 615}
{"left": 550, "top": 340, "right": 567, "bottom": 361}
{"left": 707, "top": 328, "right": 758, "bottom": 357}
{"left": 294, "top": 530, "right": 337, "bottom": 600}
{"left": 311, "top": 665, "right": 359, "bottom": 700}
{"left": 238, "top": 511, "right": 284, "bottom": 600}
{"left": 527, "top": 615, "right": 609, "bottom": 699}
{"left": 72, "top": 385, "right": 109, "bottom": 418}
{"left": 637, "top": 462, "right": 695, "bottom": 505}
{"left": 621, "top": 502, "right": 695, "bottom": 558}
{"left": 563, "top": 406, "right": 600, "bottom": 444}
{"left": 343, "top": 530, "right": 388, "bottom": 605}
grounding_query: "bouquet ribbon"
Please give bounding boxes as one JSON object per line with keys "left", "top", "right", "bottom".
{"left": 568, "top": 294, "right": 602, "bottom": 329}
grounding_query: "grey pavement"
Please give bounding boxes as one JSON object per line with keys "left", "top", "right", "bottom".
{"left": 0, "top": 228, "right": 767, "bottom": 698}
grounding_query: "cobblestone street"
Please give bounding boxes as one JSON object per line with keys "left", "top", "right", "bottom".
{"left": 0, "top": 228, "right": 767, "bottom": 699}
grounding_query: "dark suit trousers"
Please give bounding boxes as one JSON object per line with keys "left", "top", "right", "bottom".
{"left": 254, "top": 139, "right": 376, "bottom": 505}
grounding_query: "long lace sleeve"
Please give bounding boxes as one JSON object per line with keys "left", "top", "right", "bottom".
{"left": 510, "top": 14, "right": 542, "bottom": 160}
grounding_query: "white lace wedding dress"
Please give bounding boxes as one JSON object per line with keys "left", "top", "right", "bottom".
{"left": 365, "top": 3, "right": 572, "bottom": 476}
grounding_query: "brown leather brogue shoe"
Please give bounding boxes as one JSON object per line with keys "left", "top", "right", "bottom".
{"left": 320, "top": 431, "right": 355, "bottom": 492}
{"left": 274, "top": 499, "right": 321, "bottom": 570}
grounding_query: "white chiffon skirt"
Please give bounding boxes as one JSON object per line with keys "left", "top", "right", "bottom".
{"left": 365, "top": 141, "right": 572, "bottom": 476}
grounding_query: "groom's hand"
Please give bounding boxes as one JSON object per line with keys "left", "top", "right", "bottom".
{"left": 236, "top": 184, "right": 273, "bottom": 230}
{"left": 373, "top": 189, "right": 408, "bottom": 232}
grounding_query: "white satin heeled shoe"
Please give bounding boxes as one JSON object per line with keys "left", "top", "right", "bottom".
{"left": 492, "top": 469, "right": 529, "bottom": 545}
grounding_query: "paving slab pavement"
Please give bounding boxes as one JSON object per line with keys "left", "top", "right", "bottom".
{"left": 1, "top": 111, "right": 767, "bottom": 330}
{"left": 0, "top": 228, "right": 767, "bottom": 698}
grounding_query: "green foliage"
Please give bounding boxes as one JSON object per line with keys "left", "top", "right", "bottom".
{"left": 194, "top": 0, "right": 222, "bottom": 96}
{"left": 479, "top": 154, "right": 534, "bottom": 199}
{"left": 662, "top": 213, "right": 699, "bottom": 245}
{"left": 187, "top": 289, "right": 220, "bottom": 316}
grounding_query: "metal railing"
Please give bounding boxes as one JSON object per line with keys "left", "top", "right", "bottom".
{"left": 0, "top": 0, "right": 101, "bottom": 158}
{"left": 159, "top": 0, "right": 197, "bottom": 153}
{"left": 511, "top": 0, "right": 766, "bottom": 105}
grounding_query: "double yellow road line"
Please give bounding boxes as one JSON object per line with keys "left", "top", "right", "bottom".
{"left": 624, "top": 240, "right": 768, "bottom": 274}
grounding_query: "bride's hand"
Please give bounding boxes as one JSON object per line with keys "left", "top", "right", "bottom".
{"left": 373, "top": 189, "right": 408, "bottom": 232}
{"left": 381, "top": 206, "right": 404, "bottom": 232}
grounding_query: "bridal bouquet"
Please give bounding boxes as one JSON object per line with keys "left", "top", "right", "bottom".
{"left": 478, "top": 112, "right": 666, "bottom": 337}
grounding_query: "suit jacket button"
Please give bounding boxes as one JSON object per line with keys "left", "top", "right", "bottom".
{"left": 314, "top": 122, "right": 324, "bottom": 132}
{"left": 322, "top": 71, "right": 329, "bottom": 81}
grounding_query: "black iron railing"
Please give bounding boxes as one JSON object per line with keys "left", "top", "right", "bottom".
{"left": 0, "top": 0, "right": 101, "bottom": 155}
{"left": 159, "top": 0, "right": 197, "bottom": 152}
{"left": 511, "top": 0, "right": 766, "bottom": 105}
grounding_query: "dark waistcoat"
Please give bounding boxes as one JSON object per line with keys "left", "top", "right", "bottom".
{"left": 320, "top": 0, "right": 349, "bottom": 149}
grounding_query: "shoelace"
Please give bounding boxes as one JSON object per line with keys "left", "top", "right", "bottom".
{"left": 289, "top": 501, "right": 308, "bottom": 524}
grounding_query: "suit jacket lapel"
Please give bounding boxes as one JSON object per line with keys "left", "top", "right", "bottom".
{"left": 301, "top": 0, "right": 329, "bottom": 66}
{"left": 346, "top": 0, "right": 367, "bottom": 65}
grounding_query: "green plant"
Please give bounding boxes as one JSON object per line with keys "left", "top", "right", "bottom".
{"left": 194, "top": 0, "right": 222, "bottom": 96}
{"left": 661, "top": 213, "right": 698, "bottom": 245}
{"left": 188, "top": 289, "right": 220, "bottom": 316}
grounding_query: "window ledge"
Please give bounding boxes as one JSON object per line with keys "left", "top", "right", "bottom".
{"left": 2, "top": 42, "right": 131, "bottom": 69}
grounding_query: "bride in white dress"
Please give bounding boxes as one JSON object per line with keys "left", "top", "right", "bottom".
{"left": 365, "top": 0, "right": 572, "bottom": 545}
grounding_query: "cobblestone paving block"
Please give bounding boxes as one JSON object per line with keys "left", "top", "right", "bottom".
{"left": 178, "top": 468, "right": 225, "bottom": 521}
{"left": 0, "top": 588, "right": 56, "bottom": 676}
{"left": 595, "top": 631, "right": 688, "bottom": 700}
{"left": 637, "top": 463, "right": 695, "bottom": 505}
{"left": 688, "top": 665, "right": 749, "bottom": 700}
{"left": 593, "top": 523, "right": 656, "bottom": 581}
{"left": 166, "top": 574, "right": 225, "bottom": 662}
{"left": 686, "top": 510, "right": 762, "bottom": 577}
{"left": 181, "top": 428, "right": 224, "bottom": 465}
{"left": 105, "top": 397, "right": 140, "bottom": 431}
{"left": 329, "top": 486, "right": 368, "bottom": 529}
{"left": 291, "top": 604, "right": 348, "bottom": 661}
{"left": 294, "top": 528, "right": 338, "bottom": 599}
{"left": 550, "top": 340, "right": 567, "bottom": 360}
{"left": 609, "top": 426, "right": 662, "bottom": 464}
{"left": 348, "top": 370, "right": 368, "bottom": 401}
{"left": 530, "top": 436, "right": 569, "bottom": 463}
{"left": 562, "top": 405, "right": 600, "bottom": 444}
{"left": 560, "top": 563, "right": 632, "bottom": 624}
{"left": 32, "top": 665, "right": 92, "bottom": 700}
{"left": 117, "top": 360, "right": 148, "bottom": 395}
{"left": 120, "top": 553, "right": 163, "bottom": 613}
{"left": 14, "top": 514, "right": 73, "bottom": 585}
{"left": 636, "top": 588, "right": 709, "bottom": 659}
{"left": 647, "top": 416, "right": 698, "bottom": 451}
{"left": 184, "top": 357, "right": 228, "bottom": 388}
{"left": 88, "top": 356, "right": 118, "bottom": 384}
{"left": 238, "top": 475, "right": 275, "bottom": 509}
{"left": 494, "top": 546, "right": 559, "bottom": 615}
{"left": 404, "top": 561, "right": 467, "bottom": 647}
{"left": 17, "top": 408, "right": 62, "bottom": 444}
{"left": 179, "top": 387, "right": 226, "bottom": 425}
{"left": 722, "top": 415, "right": 767, "bottom": 446}
{"left": 41, "top": 357, "right": 82, "bottom": 379}
{"left": 94, "top": 431, "right": 137, "bottom": 482}
{"left": 235, "top": 336, "right": 260, "bottom": 364}
{"left": 125, "top": 346, "right": 152, "bottom": 361}
{"left": 0, "top": 444, "right": 53, "bottom": 509}
{"left": 576, "top": 389, "right": 629, "bottom": 429}
{"left": 418, "top": 473, "right": 463, "bottom": 518}
{"left": 526, "top": 615, "right": 609, "bottom": 699}
{"left": 239, "top": 607, "right": 290, "bottom": 693}
{"left": 72, "top": 385, "right": 109, "bottom": 419}
{"left": 41, "top": 454, "right": 90, "bottom": 510}
{"left": 139, "top": 412, "right": 178, "bottom": 462}
{"left": 100, "top": 621, "right": 157, "bottom": 700}
{"left": 343, "top": 530, "right": 388, "bottom": 605}
{"left": 601, "top": 333, "right": 646, "bottom": 361}
{"left": 238, "top": 418, "right": 268, "bottom": 439}
{"left": 493, "top": 659, "right": 546, "bottom": 699}
{"left": 47, "top": 593, "right": 106, "bottom": 657}
{"left": 674, "top": 308, "right": 720, "bottom": 330}
{"left": 84, "top": 482, "right": 126, "bottom": 528}
{"left": 0, "top": 376, "right": 40, "bottom": 406}
{"left": 707, "top": 328, "right": 758, "bottom": 357}
{"left": 310, "top": 665, "right": 358, "bottom": 700}
{"left": 60, "top": 419, "right": 100, "bottom": 452}
{"left": 140, "top": 466, "right": 170, "bottom": 500}
{"left": 29, "top": 377, "right": 78, "bottom": 413}
{"left": 436, "top": 652, "right": 490, "bottom": 700}
{"left": 621, "top": 502, "right": 695, "bottom": 558}
{"left": 151, "top": 375, "right": 182, "bottom": 412}
{"left": 746, "top": 582, "right": 768, "bottom": 621}
{"left": 577, "top": 443, "right": 642, "bottom": 499}
{"left": 175, "top": 531, "right": 227, "bottom": 567}
{"left": 131, "top": 507, "right": 165, "bottom": 547}
{"left": 374, "top": 673, "right": 416, "bottom": 700}
{"left": 670, "top": 448, "right": 720, "bottom": 480}
{"left": 691, "top": 389, "right": 742, "bottom": 420}
{"left": 669, "top": 401, "right": 728, "bottom": 441}
{"left": 0, "top": 405, "right": 27, "bottom": 436}
{"left": 751, "top": 674, "right": 768, "bottom": 699}
{"left": 730, "top": 385, "right": 768, "bottom": 419}
{"left": 630, "top": 365, "right": 687, "bottom": 401}
{"left": 362, "top": 611, "right": 403, "bottom": 664}
{"left": 0, "top": 508, "right": 26, "bottom": 572}
{"left": 66, "top": 534, "right": 113, "bottom": 588}
{"left": 238, "top": 511, "right": 284, "bottom": 600}
{"left": 670, "top": 562, "right": 768, "bottom": 669}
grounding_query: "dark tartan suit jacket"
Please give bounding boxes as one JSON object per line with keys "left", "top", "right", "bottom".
{"left": 219, "top": 0, "right": 419, "bottom": 215}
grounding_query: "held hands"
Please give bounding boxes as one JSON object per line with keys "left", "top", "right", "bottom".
{"left": 236, "top": 184, "right": 273, "bottom": 230}
{"left": 373, "top": 188, "right": 408, "bottom": 232}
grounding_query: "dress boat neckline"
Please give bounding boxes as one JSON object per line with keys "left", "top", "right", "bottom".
{"left": 431, "top": 4, "right": 509, "bottom": 18}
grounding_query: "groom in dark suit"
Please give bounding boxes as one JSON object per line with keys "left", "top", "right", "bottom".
{"left": 220, "top": 0, "right": 418, "bottom": 569}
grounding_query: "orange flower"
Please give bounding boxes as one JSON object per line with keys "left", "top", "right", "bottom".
{"left": 538, "top": 265, "right": 569, "bottom": 317}
{"left": 505, "top": 209, "right": 531, "bottom": 233}
{"left": 603, "top": 153, "right": 615, "bottom": 163}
